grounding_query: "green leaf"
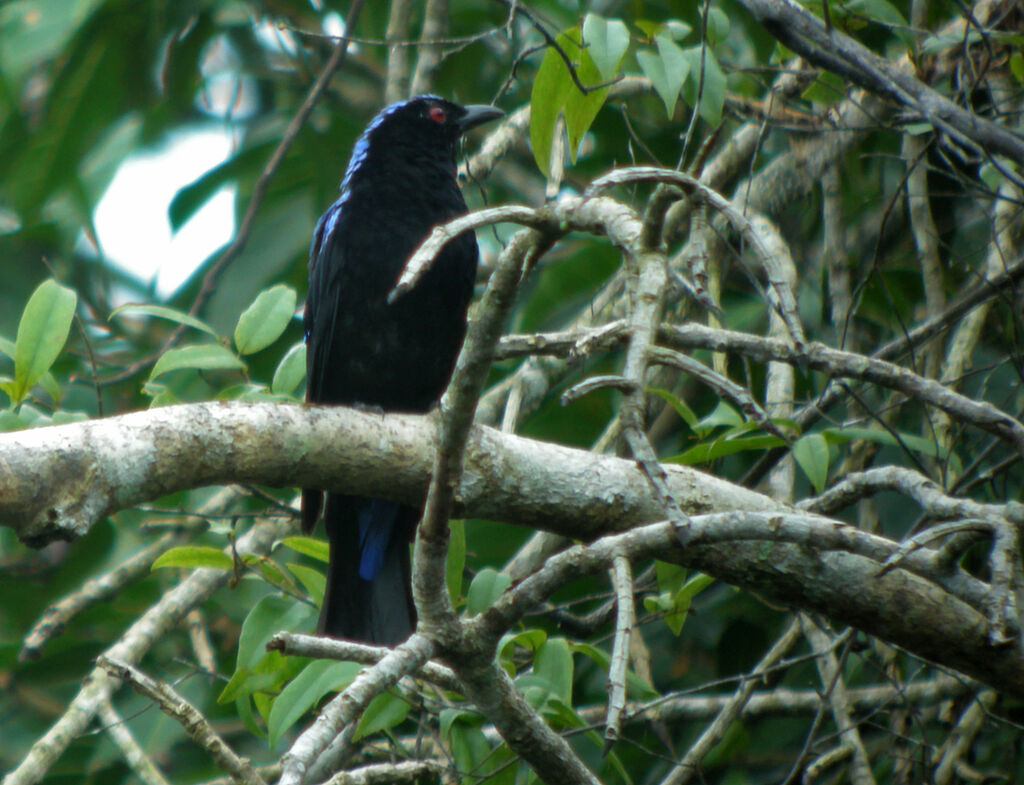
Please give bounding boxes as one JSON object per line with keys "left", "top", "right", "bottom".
{"left": 12, "top": 279, "right": 77, "bottom": 404}
{"left": 234, "top": 284, "right": 297, "bottom": 355}
{"left": 793, "top": 432, "right": 830, "bottom": 493}
{"left": 530, "top": 27, "right": 612, "bottom": 175}
{"left": 801, "top": 70, "right": 846, "bottom": 105}
{"left": 1010, "top": 51, "right": 1024, "bottom": 84}
{"left": 109, "top": 303, "right": 217, "bottom": 336}
{"left": 353, "top": 690, "right": 411, "bottom": 741}
{"left": 694, "top": 401, "right": 743, "bottom": 432}
{"left": 149, "top": 343, "right": 246, "bottom": 381}
{"left": 843, "top": 0, "right": 911, "bottom": 45}
{"left": 151, "top": 546, "right": 233, "bottom": 571}
{"left": 582, "top": 14, "right": 630, "bottom": 81}
{"left": 681, "top": 45, "right": 727, "bottom": 126}
{"left": 655, "top": 560, "right": 687, "bottom": 596}
{"left": 531, "top": 38, "right": 573, "bottom": 177}
{"left": 648, "top": 388, "right": 699, "bottom": 431}
{"left": 267, "top": 660, "right": 360, "bottom": 748}
{"left": 704, "top": 7, "right": 731, "bottom": 45}
{"left": 571, "top": 642, "right": 658, "bottom": 700}
{"left": 219, "top": 596, "right": 317, "bottom": 704}
{"left": 279, "top": 536, "right": 330, "bottom": 563}
{"left": 534, "top": 637, "right": 573, "bottom": 704}
{"left": 286, "top": 563, "right": 326, "bottom": 604}
{"left": 271, "top": 342, "right": 306, "bottom": 395}
{"left": 638, "top": 45, "right": 686, "bottom": 118}
{"left": 442, "top": 711, "right": 491, "bottom": 777}
{"left": 466, "top": 568, "right": 512, "bottom": 616}
{"left": 666, "top": 433, "right": 786, "bottom": 465}
{"left": 447, "top": 518, "right": 466, "bottom": 603}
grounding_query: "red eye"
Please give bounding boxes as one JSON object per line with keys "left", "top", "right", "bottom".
{"left": 428, "top": 105, "right": 447, "bottom": 124}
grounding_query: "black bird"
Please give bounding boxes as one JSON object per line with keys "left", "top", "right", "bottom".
{"left": 302, "top": 96, "right": 502, "bottom": 644}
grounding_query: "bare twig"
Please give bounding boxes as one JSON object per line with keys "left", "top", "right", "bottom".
{"left": 97, "top": 656, "right": 267, "bottom": 785}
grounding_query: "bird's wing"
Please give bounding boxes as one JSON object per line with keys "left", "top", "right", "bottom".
{"left": 305, "top": 202, "right": 345, "bottom": 404}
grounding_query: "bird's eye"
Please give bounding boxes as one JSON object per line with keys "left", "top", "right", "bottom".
{"left": 428, "top": 105, "right": 447, "bottom": 124}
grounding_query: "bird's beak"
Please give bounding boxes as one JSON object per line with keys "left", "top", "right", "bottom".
{"left": 458, "top": 105, "right": 504, "bottom": 134}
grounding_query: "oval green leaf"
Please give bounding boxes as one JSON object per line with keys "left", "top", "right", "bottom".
{"left": 109, "top": 303, "right": 217, "bottom": 336}
{"left": 793, "top": 432, "right": 830, "bottom": 493}
{"left": 151, "top": 545, "right": 234, "bottom": 571}
{"left": 234, "top": 284, "right": 297, "bottom": 355}
{"left": 467, "top": 567, "right": 512, "bottom": 616}
{"left": 149, "top": 342, "right": 246, "bottom": 381}
{"left": 267, "top": 660, "right": 361, "bottom": 748}
{"left": 271, "top": 342, "right": 306, "bottom": 395}
{"left": 13, "top": 279, "right": 77, "bottom": 404}
{"left": 353, "top": 691, "right": 411, "bottom": 741}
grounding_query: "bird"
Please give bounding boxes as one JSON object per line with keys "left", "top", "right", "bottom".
{"left": 302, "top": 96, "right": 503, "bottom": 645}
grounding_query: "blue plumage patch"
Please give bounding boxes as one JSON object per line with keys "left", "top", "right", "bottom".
{"left": 356, "top": 498, "right": 402, "bottom": 580}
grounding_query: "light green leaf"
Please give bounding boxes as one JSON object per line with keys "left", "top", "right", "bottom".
{"left": 582, "top": 14, "right": 630, "bottom": 81}
{"left": 655, "top": 560, "right": 687, "bottom": 596}
{"left": 638, "top": 48, "right": 682, "bottom": 118}
{"left": 704, "top": 7, "right": 731, "bottom": 45}
{"left": 109, "top": 303, "right": 217, "bottom": 336}
{"left": 151, "top": 546, "right": 234, "bottom": 571}
{"left": 530, "top": 27, "right": 612, "bottom": 175}
{"left": 530, "top": 36, "right": 574, "bottom": 177}
{"left": 663, "top": 20, "right": 693, "bottom": 40}
{"left": 149, "top": 343, "right": 246, "bottom": 381}
{"left": 793, "top": 432, "right": 830, "bottom": 493}
{"left": 279, "top": 536, "right": 330, "bottom": 563}
{"left": 234, "top": 284, "right": 297, "bottom": 355}
{"left": 271, "top": 342, "right": 306, "bottom": 395}
{"left": 286, "top": 563, "right": 326, "bottom": 604}
{"left": 467, "top": 568, "right": 512, "bottom": 616}
{"left": 13, "top": 279, "right": 77, "bottom": 404}
{"left": 267, "top": 660, "right": 360, "bottom": 748}
{"left": 681, "top": 45, "right": 726, "bottom": 126}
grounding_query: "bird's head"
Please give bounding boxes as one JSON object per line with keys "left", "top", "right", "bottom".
{"left": 341, "top": 96, "right": 503, "bottom": 187}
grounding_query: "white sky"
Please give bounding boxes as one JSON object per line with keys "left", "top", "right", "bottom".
{"left": 90, "top": 12, "right": 348, "bottom": 301}
{"left": 92, "top": 128, "right": 237, "bottom": 299}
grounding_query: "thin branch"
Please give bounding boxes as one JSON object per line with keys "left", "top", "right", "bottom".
{"left": 96, "top": 657, "right": 267, "bottom": 785}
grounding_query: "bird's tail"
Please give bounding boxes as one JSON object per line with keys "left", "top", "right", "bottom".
{"left": 316, "top": 493, "right": 417, "bottom": 645}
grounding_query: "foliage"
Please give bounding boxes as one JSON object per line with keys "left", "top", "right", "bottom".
{"left": 1, "top": 0, "right": 1023, "bottom": 783}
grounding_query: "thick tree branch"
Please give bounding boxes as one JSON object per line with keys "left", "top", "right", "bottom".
{"left": 1, "top": 401, "right": 776, "bottom": 546}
